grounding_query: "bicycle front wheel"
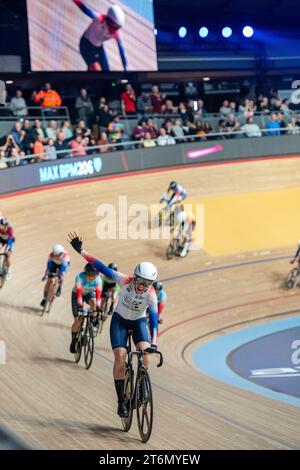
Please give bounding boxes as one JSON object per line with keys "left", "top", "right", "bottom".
{"left": 121, "top": 366, "right": 134, "bottom": 432}
{"left": 136, "top": 367, "right": 153, "bottom": 443}
{"left": 84, "top": 321, "right": 94, "bottom": 369}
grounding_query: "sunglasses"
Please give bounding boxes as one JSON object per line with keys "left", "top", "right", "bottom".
{"left": 106, "top": 18, "right": 120, "bottom": 31}
{"left": 135, "top": 277, "right": 153, "bottom": 288}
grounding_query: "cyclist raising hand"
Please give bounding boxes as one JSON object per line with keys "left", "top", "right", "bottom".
{"left": 68, "top": 232, "right": 159, "bottom": 418}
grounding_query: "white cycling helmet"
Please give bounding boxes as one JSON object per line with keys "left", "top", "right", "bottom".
{"left": 134, "top": 262, "right": 157, "bottom": 282}
{"left": 53, "top": 244, "right": 64, "bottom": 256}
{"left": 107, "top": 5, "right": 125, "bottom": 27}
{"left": 177, "top": 211, "right": 187, "bottom": 225}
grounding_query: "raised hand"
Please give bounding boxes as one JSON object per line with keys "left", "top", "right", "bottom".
{"left": 68, "top": 232, "right": 83, "bottom": 253}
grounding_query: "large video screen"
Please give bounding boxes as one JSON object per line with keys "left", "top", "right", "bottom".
{"left": 27, "top": 0, "right": 157, "bottom": 72}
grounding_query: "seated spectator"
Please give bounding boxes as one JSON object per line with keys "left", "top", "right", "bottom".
{"left": 157, "top": 128, "right": 176, "bottom": 146}
{"left": 97, "top": 132, "right": 110, "bottom": 153}
{"left": 71, "top": 135, "right": 87, "bottom": 157}
{"left": 75, "top": 88, "right": 94, "bottom": 126}
{"left": 137, "top": 92, "right": 151, "bottom": 115}
{"left": 194, "top": 120, "right": 206, "bottom": 139}
{"left": 288, "top": 117, "right": 300, "bottom": 135}
{"left": 202, "top": 121, "right": 214, "bottom": 138}
{"left": 10, "top": 90, "right": 28, "bottom": 117}
{"left": 150, "top": 85, "right": 165, "bottom": 114}
{"left": 12, "top": 122, "right": 26, "bottom": 150}
{"left": 133, "top": 119, "right": 147, "bottom": 141}
{"left": 164, "top": 119, "right": 174, "bottom": 136}
{"left": 0, "top": 150, "right": 7, "bottom": 170}
{"left": 45, "top": 138, "right": 57, "bottom": 160}
{"left": 225, "top": 113, "right": 240, "bottom": 137}
{"left": 144, "top": 118, "right": 158, "bottom": 139}
{"left": 172, "top": 118, "right": 185, "bottom": 141}
{"left": 108, "top": 115, "right": 124, "bottom": 144}
{"left": 9, "top": 147, "right": 20, "bottom": 167}
{"left": 258, "top": 96, "right": 270, "bottom": 114}
{"left": 277, "top": 112, "right": 287, "bottom": 134}
{"left": 178, "top": 102, "right": 189, "bottom": 123}
{"left": 34, "top": 82, "right": 62, "bottom": 110}
{"left": 142, "top": 132, "right": 156, "bottom": 148}
{"left": 21, "top": 119, "right": 34, "bottom": 153}
{"left": 121, "top": 84, "right": 136, "bottom": 115}
{"left": 55, "top": 132, "right": 70, "bottom": 159}
{"left": 238, "top": 99, "right": 256, "bottom": 119}
{"left": 219, "top": 100, "right": 231, "bottom": 119}
{"left": 241, "top": 117, "right": 262, "bottom": 137}
{"left": 229, "top": 101, "right": 237, "bottom": 115}
{"left": 194, "top": 99, "right": 207, "bottom": 119}
{"left": 46, "top": 120, "right": 58, "bottom": 142}
{"left": 267, "top": 113, "right": 280, "bottom": 136}
{"left": 186, "top": 100, "right": 195, "bottom": 123}
{"left": 1, "top": 134, "right": 20, "bottom": 161}
{"left": 31, "top": 119, "right": 47, "bottom": 143}
{"left": 217, "top": 119, "right": 229, "bottom": 137}
{"left": 162, "top": 99, "right": 177, "bottom": 115}
{"left": 269, "top": 88, "right": 280, "bottom": 108}
{"left": 74, "top": 119, "right": 91, "bottom": 138}
{"left": 33, "top": 135, "right": 46, "bottom": 160}
{"left": 280, "top": 99, "right": 290, "bottom": 116}
{"left": 60, "top": 120, "right": 73, "bottom": 141}
{"left": 98, "top": 104, "right": 113, "bottom": 131}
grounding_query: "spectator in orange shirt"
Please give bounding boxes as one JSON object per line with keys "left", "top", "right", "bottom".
{"left": 34, "top": 83, "right": 62, "bottom": 116}
{"left": 121, "top": 84, "right": 136, "bottom": 115}
{"left": 33, "top": 135, "right": 46, "bottom": 161}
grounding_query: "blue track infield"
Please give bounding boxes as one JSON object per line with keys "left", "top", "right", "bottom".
{"left": 193, "top": 316, "right": 300, "bottom": 408}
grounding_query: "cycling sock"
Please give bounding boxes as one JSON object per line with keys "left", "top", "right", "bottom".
{"left": 71, "top": 332, "right": 77, "bottom": 340}
{"left": 114, "top": 379, "right": 125, "bottom": 403}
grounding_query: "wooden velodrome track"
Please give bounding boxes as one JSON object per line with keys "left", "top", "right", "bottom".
{"left": 1, "top": 158, "right": 300, "bottom": 450}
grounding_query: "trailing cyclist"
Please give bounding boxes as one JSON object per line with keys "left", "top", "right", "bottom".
{"left": 68, "top": 232, "right": 159, "bottom": 418}
{"left": 70, "top": 263, "right": 103, "bottom": 353}
{"left": 153, "top": 281, "right": 167, "bottom": 324}
{"left": 100, "top": 262, "right": 120, "bottom": 320}
{"left": 175, "top": 208, "right": 197, "bottom": 257}
{"left": 0, "top": 217, "right": 15, "bottom": 280}
{"left": 40, "top": 244, "right": 70, "bottom": 307}
{"left": 160, "top": 181, "right": 187, "bottom": 209}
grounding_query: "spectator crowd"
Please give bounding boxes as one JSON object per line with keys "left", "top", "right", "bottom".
{"left": 1, "top": 82, "right": 300, "bottom": 169}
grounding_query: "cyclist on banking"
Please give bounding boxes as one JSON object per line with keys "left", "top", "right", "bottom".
{"left": 40, "top": 244, "right": 70, "bottom": 307}
{"left": 100, "top": 262, "right": 120, "bottom": 320}
{"left": 160, "top": 181, "right": 187, "bottom": 209}
{"left": 175, "top": 208, "right": 197, "bottom": 257}
{"left": 70, "top": 263, "right": 103, "bottom": 353}
{"left": 68, "top": 233, "right": 159, "bottom": 418}
{"left": 290, "top": 240, "right": 300, "bottom": 267}
{"left": 0, "top": 217, "right": 15, "bottom": 280}
{"left": 73, "top": 1, "right": 127, "bottom": 72}
{"left": 153, "top": 281, "right": 167, "bottom": 324}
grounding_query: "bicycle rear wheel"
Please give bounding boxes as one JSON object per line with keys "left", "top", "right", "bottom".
{"left": 136, "top": 367, "right": 153, "bottom": 443}
{"left": 84, "top": 320, "right": 94, "bottom": 369}
{"left": 74, "top": 329, "right": 83, "bottom": 364}
{"left": 166, "top": 240, "right": 176, "bottom": 260}
{"left": 121, "top": 365, "right": 134, "bottom": 432}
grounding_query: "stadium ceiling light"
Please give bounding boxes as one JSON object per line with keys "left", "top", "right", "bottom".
{"left": 203, "top": 77, "right": 211, "bottom": 81}
{"left": 222, "top": 26, "right": 232, "bottom": 38}
{"left": 178, "top": 26, "right": 187, "bottom": 38}
{"left": 5, "top": 80, "right": 13, "bottom": 84}
{"left": 154, "top": 28, "right": 158, "bottom": 36}
{"left": 199, "top": 27, "right": 209, "bottom": 38}
{"left": 243, "top": 26, "right": 254, "bottom": 38}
